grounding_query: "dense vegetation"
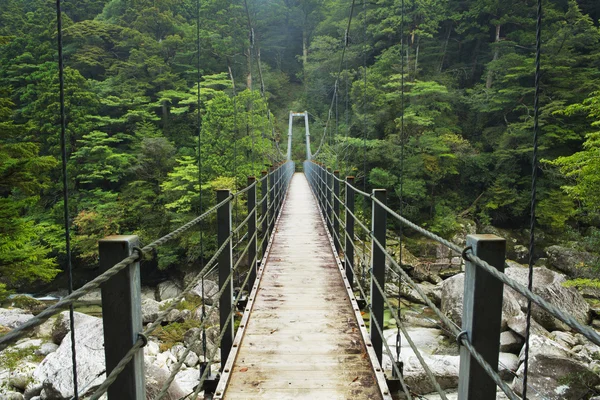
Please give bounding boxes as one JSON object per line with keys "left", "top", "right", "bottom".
{"left": 1, "top": 0, "right": 599, "bottom": 296}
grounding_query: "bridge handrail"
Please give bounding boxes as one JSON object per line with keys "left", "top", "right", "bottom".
{"left": 304, "top": 160, "right": 600, "bottom": 400}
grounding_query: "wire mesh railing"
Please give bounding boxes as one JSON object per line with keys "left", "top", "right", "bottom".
{"left": 0, "top": 161, "right": 295, "bottom": 400}
{"left": 304, "top": 160, "right": 600, "bottom": 400}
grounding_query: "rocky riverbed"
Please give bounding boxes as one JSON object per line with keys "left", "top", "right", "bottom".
{"left": 2, "top": 232, "right": 600, "bottom": 399}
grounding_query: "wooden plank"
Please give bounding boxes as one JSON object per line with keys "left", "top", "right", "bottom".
{"left": 215, "top": 173, "right": 389, "bottom": 400}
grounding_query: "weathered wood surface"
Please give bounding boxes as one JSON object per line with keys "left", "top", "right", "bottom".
{"left": 221, "top": 173, "right": 384, "bottom": 400}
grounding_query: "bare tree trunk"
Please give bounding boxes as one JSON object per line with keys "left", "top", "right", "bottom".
{"left": 439, "top": 25, "right": 452, "bottom": 73}
{"left": 414, "top": 36, "right": 420, "bottom": 80}
{"left": 246, "top": 48, "right": 252, "bottom": 90}
{"left": 486, "top": 24, "right": 501, "bottom": 89}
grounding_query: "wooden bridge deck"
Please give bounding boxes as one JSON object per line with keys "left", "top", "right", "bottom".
{"left": 215, "top": 173, "right": 389, "bottom": 400}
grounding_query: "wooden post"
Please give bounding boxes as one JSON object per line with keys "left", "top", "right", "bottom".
{"left": 333, "top": 171, "right": 341, "bottom": 254}
{"left": 261, "top": 171, "right": 268, "bottom": 259}
{"left": 370, "top": 189, "right": 387, "bottom": 364}
{"left": 217, "top": 190, "right": 233, "bottom": 367}
{"left": 247, "top": 177, "right": 257, "bottom": 290}
{"left": 99, "top": 235, "right": 145, "bottom": 400}
{"left": 458, "top": 234, "right": 506, "bottom": 400}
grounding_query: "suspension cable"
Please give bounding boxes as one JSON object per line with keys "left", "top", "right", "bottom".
{"left": 55, "top": 1, "right": 78, "bottom": 397}
{"left": 523, "top": 0, "right": 543, "bottom": 397}
{"left": 395, "top": 0, "right": 406, "bottom": 381}
{"left": 195, "top": 0, "right": 208, "bottom": 364}
{"left": 312, "top": 0, "right": 357, "bottom": 159}
{"left": 362, "top": 0, "right": 367, "bottom": 193}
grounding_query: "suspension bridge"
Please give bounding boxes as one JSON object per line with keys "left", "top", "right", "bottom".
{"left": 2, "top": 0, "right": 600, "bottom": 399}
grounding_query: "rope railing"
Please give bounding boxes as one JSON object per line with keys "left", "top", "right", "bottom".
{"left": 304, "top": 159, "right": 600, "bottom": 400}
{"left": 0, "top": 161, "right": 295, "bottom": 400}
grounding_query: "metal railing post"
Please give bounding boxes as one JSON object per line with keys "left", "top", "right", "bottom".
{"left": 333, "top": 170, "right": 341, "bottom": 254}
{"left": 247, "top": 177, "right": 257, "bottom": 290}
{"left": 216, "top": 189, "right": 233, "bottom": 366}
{"left": 261, "top": 171, "right": 268, "bottom": 258}
{"left": 326, "top": 167, "right": 333, "bottom": 236}
{"left": 320, "top": 165, "right": 326, "bottom": 214}
{"left": 370, "top": 189, "right": 387, "bottom": 364}
{"left": 345, "top": 177, "right": 355, "bottom": 288}
{"left": 458, "top": 234, "right": 506, "bottom": 400}
{"left": 99, "top": 235, "right": 145, "bottom": 400}
{"left": 268, "top": 166, "right": 275, "bottom": 234}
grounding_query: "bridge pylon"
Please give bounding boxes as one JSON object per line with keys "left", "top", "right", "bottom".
{"left": 288, "top": 111, "right": 311, "bottom": 161}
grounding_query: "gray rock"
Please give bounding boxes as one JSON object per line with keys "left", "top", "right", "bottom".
{"left": 1, "top": 391, "right": 24, "bottom": 400}
{"left": 512, "top": 353, "right": 600, "bottom": 400}
{"left": 505, "top": 266, "right": 590, "bottom": 331}
{"left": 142, "top": 286, "right": 157, "bottom": 301}
{"left": 441, "top": 273, "right": 524, "bottom": 330}
{"left": 506, "top": 314, "right": 549, "bottom": 338}
{"left": 78, "top": 289, "right": 101, "bottom": 304}
{"left": 166, "top": 309, "right": 183, "bottom": 323}
{"left": 157, "top": 280, "right": 182, "bottom": 301}
{"left": 51, "top": 311, "right": 97, "bottom": 344}
{"left": 141, "top": 298, "right": 161, "bottom": 324}
{"left": 513, "top": 245, "right": 529, "bottom": 263}
{"left": 192, "top": 306, "right": 219, "bottom": 327}
{"left": 184, "top": 327, "right": 218, "bottom": 359}
{"left": 189, "top": 279, "right": 219, "bottom": 305}
{"left": 33, "top": 317, "right": 56, "bottom": 339}
{"left": 551, "top": 331, "right": 578, "bottom": 348}
{"left": 174, "top": 368, "right": 200, "bottom": 394}
{"left": 35, "top": 343, "right": 59, "bottom": 357}
{"left": 545, "top": 245, "right": 598, "bottom": 277}
{"left": 184, "top": 351, "right": 199, "bottom": 368}
{"left": 403, "top": 355, "right": 460, "bottom": 395}
{"left": 9, "top": 362, "right": 37, "bottom": 391}
{"left": 498, "top": 352, "right": 519, "bottom": 380}
{"left": 145, "top": 362, "right": 187, "bottom": 400}
{"left": 34, "top": 316, "right": 105, "bottom": 399}
{"left": 0, "top": 308, "right": 34, "bottom": 329}
{"left": 500, "top": 330, "right": 523, "bottom": 353}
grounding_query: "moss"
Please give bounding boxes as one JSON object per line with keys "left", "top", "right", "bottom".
{"left": 9, "top": 295, "right": 44, "bottom": 312}
{"left": 154, "top": 320, "right": 201, "bottom": 351}
{"left": 563, "top": 278, "right": 600, "bottom": 289}
{"left": 0, "top": 345, "right": 44, "bottom": 371}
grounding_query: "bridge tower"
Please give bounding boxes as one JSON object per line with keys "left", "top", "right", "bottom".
{"left": 288, "top": 111, "right": 311, "bottom": 161}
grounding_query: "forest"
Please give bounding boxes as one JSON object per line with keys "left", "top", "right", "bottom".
{"left": 1, "top": 0, "right": 599, "bottom": 297}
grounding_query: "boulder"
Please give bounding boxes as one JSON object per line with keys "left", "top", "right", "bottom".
{"left": 441, "top": 273, "right": 524, "bottom": 331}
{"left": 141, "top": 298, "right": 161, "bottom": 324}
{"left": 512, "top": 354, "right": 600, "bottom": 400}
{"left": 165, "top": 309, "right": 183, "bottom": 323}
{"left": 506, "top": 314, "right": 548, "bottom": 338}
{"left": 0, "top": 308, "right": 34, "bottom": 329}
{"left": 1, "top": 391, "right": 24, "bottom": 400}
{"left": 505, "top": 266, "right": 590, "bottom": 331}
{"left": 34, "top": 318, "right": 56, "bottom": 339}
{"left": 51, "top": 311, "right": 97, "bottom": 345}
{"left": 513, "top": 245, "right": 529, "bottom": 263}
{"left": 498, "top": 352, "right": 519, "bottom": 380}
{"left": 34, "top": 343, "right": 59, "bottom": 357}
{"left": 145, "top": 361, "right": 187, "bottom": 400}
{"left": 551, "top": 331, "right": 578, "bottom": 348}
{"left": 500, "top": 331, "right": 523, "bottom": 353}
{"left": 33, "top": 316, "right": 105, "bottom": 399}
{"left": 141, "top": 286, "right": 157, "bottom": 301}
{"left": 189, "top": 279, "right": 219, "bottom": 305}
{"left": 174, "top": 368, "right": 200, "bottom": 394}
{"left": 192, "top": 306, "right": 219, "bottom": 327}
{"left": 156, "top": 280, "right": 182, "bottom": 302}
{"left": 403, "top": 355, "right": 460, "bottom": 395}
{"left": 78, "top": 289, "right": 101, "bottom": 304}
{"left": 545, "top": 245, "right": 598, "bottom": 277}
{"left": 9, "top": 362, "right": 37, "bottom": 391}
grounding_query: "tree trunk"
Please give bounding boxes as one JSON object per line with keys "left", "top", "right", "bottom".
{"left": 439, "top": 25, "right": 452, "bottom": 73}
{"left": 486, "top": 24, "right": 501, "bottom": 89}
{"left": 246, "top": 48, "right": 252, "bottom": 90}
{"left": 414, "top": 36, "right": 420, "bottom": 80}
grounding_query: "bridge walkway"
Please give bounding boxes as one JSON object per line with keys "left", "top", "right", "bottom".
{"left": 214, "top": 173, "right": 389, "bottom": 400}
